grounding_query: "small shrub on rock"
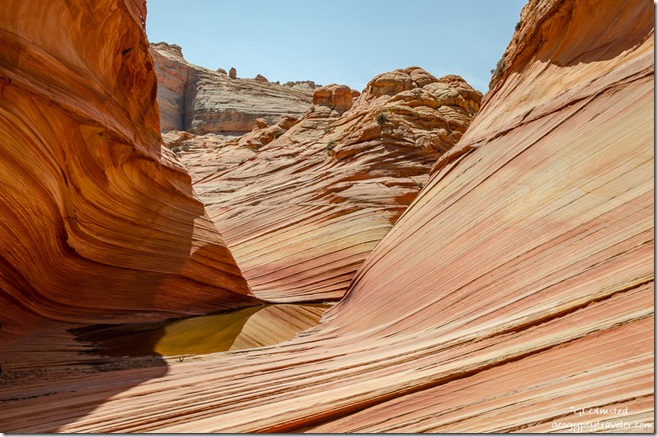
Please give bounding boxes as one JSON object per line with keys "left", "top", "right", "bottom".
{"left": 325, "top": 140, "right": 337, "bottom": 152}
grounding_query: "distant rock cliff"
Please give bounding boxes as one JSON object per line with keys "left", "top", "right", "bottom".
{"left": 168, "top": 67, "right": 482, "bottom": 302}
{"left": 150, "top": 42, "right": 313, "bottom": 134}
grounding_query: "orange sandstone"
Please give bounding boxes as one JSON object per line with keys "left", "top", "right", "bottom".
{"left": 173, "top": 67, "right": 481, "bottom": 302}
{"left": 0, "top": 0, "right": 258, "bottom": 333}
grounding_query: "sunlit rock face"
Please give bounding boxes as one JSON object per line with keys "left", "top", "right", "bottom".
{"left": 150, "top": 42, "right": 314, "bottom": 134}
{"left": 310, "top": 0, "right": 654, "bottom": 430}
{"left": 0, "top": 0, "right": 259, "bottom": 332}
{"left": 170, "top": 67, "right": 482, "bottom": 302}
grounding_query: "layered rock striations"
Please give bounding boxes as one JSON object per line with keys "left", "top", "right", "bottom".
{"left": 0, "top": 0, "right": 653, "bottom": 433}
{"left": 306, "top": 0, "right": 655, "bottom": 429}
{"left": 170, "top": 69, "right": 481, "bottom": 302}
{"left": 0, "top": 0, "right": 258, "bottom": 335}
{"left": 150, "top": 42, "right": 314, "bottom": 134}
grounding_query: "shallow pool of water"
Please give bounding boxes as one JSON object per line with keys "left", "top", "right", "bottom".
{"left": 71, "top": 303, "right": 331, "bottom": 357}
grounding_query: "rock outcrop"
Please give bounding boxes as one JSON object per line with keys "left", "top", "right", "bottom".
{"left": 0, "top": 0, "right": 258, "bottom": 335}
{"left": 149, "top": 42, "right": 194, "bottom": 131}
{"left": 311, "top": 84, "right": 354, "bottom": 115}
{"left": 283, "top": 80, "right": 319, "bottom": 92}
{"left": 171, "top": 67, "right": 481, "bottom": 302}
{"left": 0, "top": 0, "right": 653, "bottom": 433}
{"left": 150, "top": 43, "right": 313, "bottom": 134}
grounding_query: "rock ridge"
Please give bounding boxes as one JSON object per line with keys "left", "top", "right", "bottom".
{"left": 169, "top": 65, "right": 482, "bottom": 302}
{"left": 150, "top": 42, "right": 314, "bottom": 134}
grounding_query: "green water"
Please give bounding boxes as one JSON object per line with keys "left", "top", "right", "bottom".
{"left": 72, "top": 303, "right": 331, "bottom": 357}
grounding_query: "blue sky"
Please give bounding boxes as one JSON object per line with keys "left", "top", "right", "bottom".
{"left": 146, "top": 1, "right": 527, "bottom": 93}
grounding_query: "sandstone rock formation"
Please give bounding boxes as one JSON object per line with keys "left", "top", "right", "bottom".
{"left": 0, "top": 0, "right": 653, "bottom": 433}
{"left": 171, "top": 67, "right": 481, "bottom": 302}
{"left": 0, "top": 0, "right": 259, "bottom": 336}
{"left": 150, "top": 43, "right": 313, "bottom": 133}
{"left": 283, "top": 80, "right": 319, "bottom": 92}
{"left": 311, "top": 83, "right": 354, "bottom": 115}
{"left": 149, "top": 42, "right": 193, "bottom": 131}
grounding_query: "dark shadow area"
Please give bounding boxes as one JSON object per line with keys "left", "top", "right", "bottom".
{"left": 0, "top": 319, "right": 168, "bottom": 432}
{"left": 0, "top": 303, "right": 330, "bottom": 432}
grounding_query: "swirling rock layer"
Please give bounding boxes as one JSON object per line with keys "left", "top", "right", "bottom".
{"left": 172, "top": 70, "right": 481, "bottom": 302}
{"left": 0, "top": 0, "right": 653, "bottom": 433}
{"left": 0, "top": 0, "right": 257, "bottom": 334}
{"left": 151, "top": 42, "right": 314, "bottom": 134}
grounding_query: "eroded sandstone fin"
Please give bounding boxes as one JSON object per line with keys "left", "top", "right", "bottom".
{"left": 0, "top": 0, "right": 259, "bottom": 332}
